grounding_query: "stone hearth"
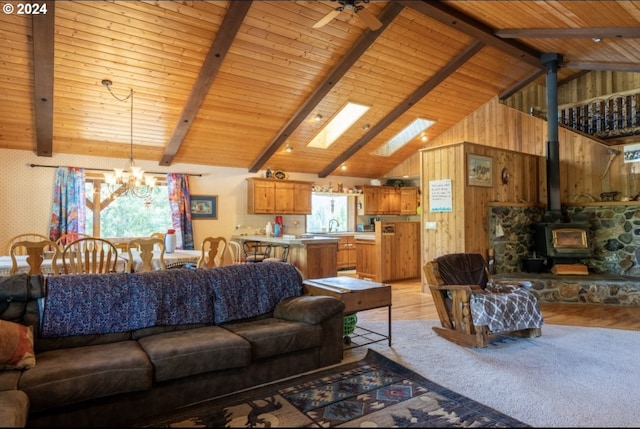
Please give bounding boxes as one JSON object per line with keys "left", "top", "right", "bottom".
{"left": 494, "top": 272, "right": 640, "bottom": 306}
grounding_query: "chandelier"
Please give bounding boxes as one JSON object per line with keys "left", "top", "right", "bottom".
{"left": 101, "top": 79, "right": 157, "bottom": 199}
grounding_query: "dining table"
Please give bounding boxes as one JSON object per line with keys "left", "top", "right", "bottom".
{"left": 118, "top": 249, "right": 202, "bottom": 272}
{"left": 0, "top": 254, "right": 127, "bottom": 276}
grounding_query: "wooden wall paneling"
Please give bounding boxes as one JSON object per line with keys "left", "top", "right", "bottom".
{"left": 462, "top": 143, "right": 491, "bottom": 254}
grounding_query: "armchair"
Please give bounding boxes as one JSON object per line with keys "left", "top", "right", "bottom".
{"left": 424, "top": 253, "right": 543, "bottom": 348}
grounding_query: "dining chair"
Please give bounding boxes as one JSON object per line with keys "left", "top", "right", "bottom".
{"left": 127, "top": 237, "right": 166, "bottom": 272}
{"left": 9, "top": 239, "right": 59, "bottom": 275}
{"left": 55, "top": 232, "right": 92, "bottom": 251}
{"left": 6, "top": 233, "right": 51, "bottom": 256}
{"left": 227, "top": 240, "right": 243, "bottom": 264}
{"left": 197, "top": 236, "right": 227, "bottom": 268}
{"left": 149, "top": 232, "right": 165, "bottom": 240}
{"left": 61, "top": 237, "right": 120, "bottom": 274}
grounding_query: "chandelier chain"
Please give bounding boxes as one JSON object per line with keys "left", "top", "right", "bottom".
{"left": 101, "top": 80, "right": 155, "bottom": 199}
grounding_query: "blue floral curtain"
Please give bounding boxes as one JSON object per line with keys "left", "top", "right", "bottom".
{"left": 49, "top": 167, "right": 87, "bottom": 241}
{"left": 167, "top": 173, "right": 194, "bottom": 250}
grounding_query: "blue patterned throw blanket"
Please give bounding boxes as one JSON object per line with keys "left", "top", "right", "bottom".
{"left": 41, "top": 262, "right": 302, "bottom": 337}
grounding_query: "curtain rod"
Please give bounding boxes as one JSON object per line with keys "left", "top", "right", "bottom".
{"left": 29, "top": 163, "right": 202, "bottom": 177}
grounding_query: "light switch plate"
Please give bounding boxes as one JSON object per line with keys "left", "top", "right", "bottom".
{"left": 425, "top": 221, "right": 437, "bottom": 230}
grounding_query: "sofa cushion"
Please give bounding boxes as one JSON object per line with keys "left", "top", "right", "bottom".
{"left": 0, "top": 320, "right": 35, "bottom": 370}
{"left": 18, "top": 340, "right": 152, "bottom": 412}
{"left": 274, "top": 295, "right": 345, "bottom": 324}
{"left": 222, "top": 318, "right": 323, "bottom": 360}
{"left": 137, "top": 326, "right": 251, "bottom": 383}
{"left": 0, "top": 390, "right": 29, "bottom": 428}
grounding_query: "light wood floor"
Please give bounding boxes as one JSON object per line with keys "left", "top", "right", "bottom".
{"left": 349, "top": 277, "right": 640, "bottom": 331}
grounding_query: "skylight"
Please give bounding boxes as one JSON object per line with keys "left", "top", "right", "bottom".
{"left": 307, "top": 102, "right": 370, "bottom": 149}
{"left": 372, "top": 117, "right": 435, "bottom": 156}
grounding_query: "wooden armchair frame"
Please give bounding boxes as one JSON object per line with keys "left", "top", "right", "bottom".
{"left": 424, "top": 254, "right": 542, "bottom": 348}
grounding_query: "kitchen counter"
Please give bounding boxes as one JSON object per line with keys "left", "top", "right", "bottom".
{"left": 231, "top": 234, "right": 338, "bottom": 279}
{"left": 232, "top": 234, "right": 339, "bottom": 245}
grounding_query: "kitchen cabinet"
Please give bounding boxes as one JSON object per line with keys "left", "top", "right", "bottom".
{"left": 247, "top": 178, "right": 312, "bottom": 214}
{"left": 356, "top": 221, "right": 420, "bottom": 282}
{"left": 358, "top": 185, "right": 416, "bottom": 215}
{"left": 355, "top": 237, "right": 377, "bottom": 280}
{"left": 337, "top": 235, "right": 356, "bottom": 270}
{"left": 400, "top": 187, "right": 419, "bottom": 215}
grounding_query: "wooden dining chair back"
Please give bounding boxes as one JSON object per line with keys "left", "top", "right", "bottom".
{"left": 149, "top": 232, "right": 165, "bottom": 240}
{"left": 9, "top": 239, "right": 59, "bottom": 275}
{"left": 197, "top": 237, "right": 227, "bottom": 268}
{"left": 61, "top": 238, "right": 119, "bottom": 274}
{"left": 55, "top": 232, "right": 91, "bottom": 251}
{"left": 424, "top": 253, "right": 542, "bottom": 348}
{"left": 6, "top": 233, "right": 51, "bottom": 255}
{"left": 127, "top": 237, "right": 166, "bottom": 272}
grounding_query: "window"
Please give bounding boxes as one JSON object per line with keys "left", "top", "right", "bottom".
{"left": 307, "top": 102, "right": 370, "bottom": 149}
{"left": 85, "top": 182, "right": 172, "bottom": 237}
{"left": 306, "top": 194, "right": 349, "bottom": 233}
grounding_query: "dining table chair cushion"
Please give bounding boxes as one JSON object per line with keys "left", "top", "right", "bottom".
{"left": 0, "top": 320, "right": 36, "bottom": 370}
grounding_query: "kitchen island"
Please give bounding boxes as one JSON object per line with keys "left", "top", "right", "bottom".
{"left": 231, "top": 234, "right": 339, "bottom": 279}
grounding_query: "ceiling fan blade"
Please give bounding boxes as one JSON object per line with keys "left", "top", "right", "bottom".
{"left": 313, "top": 9, "right": 342, "bottom": 29}
{"left": 357, "top": 8, "right": 382, "bottom": 31}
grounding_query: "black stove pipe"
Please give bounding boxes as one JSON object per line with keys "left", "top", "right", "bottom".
{"left": 541, "top": 53, "right": 563, "bottom": 221}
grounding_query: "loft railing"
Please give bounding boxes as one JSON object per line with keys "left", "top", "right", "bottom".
{"left": 559, "top": 91, "right": 640, "bottom": 140}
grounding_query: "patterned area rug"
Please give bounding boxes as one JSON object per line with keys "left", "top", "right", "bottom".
{"left": 140, "top": 349, "right": 527, "bottom": 428}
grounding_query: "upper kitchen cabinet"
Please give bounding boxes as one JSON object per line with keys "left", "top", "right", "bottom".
{"left": 247, "top": 178, "right": 312, "bottom": 215}
{"left": 358, "top": 186, "right": 418, "bottom": 216}
{"left": 400, "top": 187, "right": 419, "bottom": 215}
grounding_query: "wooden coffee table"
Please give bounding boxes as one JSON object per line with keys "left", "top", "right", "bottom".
{"left": 303, "top": 276, "right": 392, "bottom": 347}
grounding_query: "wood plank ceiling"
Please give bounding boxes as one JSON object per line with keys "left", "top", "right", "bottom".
{"left": 1, "top": 1, "right": 639, "bottom": 179}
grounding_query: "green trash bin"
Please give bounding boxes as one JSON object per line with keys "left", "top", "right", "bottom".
{"left": 343, "top": 314, "right": 358, "bottom": 344}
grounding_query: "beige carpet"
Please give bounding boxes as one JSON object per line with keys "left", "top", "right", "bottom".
{"left": 344, "top": 320, "right": 640, "bottom": 427}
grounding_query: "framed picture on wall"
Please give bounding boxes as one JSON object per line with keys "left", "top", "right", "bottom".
{"left": 190, "top": 195, "right": 218, "bottom": 219}
{"left": 467, "top": 154, "right": 493, "bottom": 187}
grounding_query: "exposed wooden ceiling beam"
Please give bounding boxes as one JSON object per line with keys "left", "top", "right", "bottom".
{"left": 399, "top": 0, "right": 543, "bottom": 68}
{"left": 564, "top": 61, "right": 640, "bottom": 72}
{"left": 248, "top": 2, "right": 405, "bottom": 173}
{"left": 495, "top": 27, "right": 640, "bottom": 39}
{"left": 32, "top": 1, "right": 55, "bottom": 157}
{"left": 318, "top": 40, "right": 485, "bottom": 178}
{"left": 159, "top": 1, "right": 253, "bottom": 166}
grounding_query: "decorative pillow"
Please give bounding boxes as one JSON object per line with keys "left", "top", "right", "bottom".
{"left": 0, "top": 320, "right": 36, "bottom": 370}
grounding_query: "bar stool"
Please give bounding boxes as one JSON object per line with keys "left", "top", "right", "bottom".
{"left": 265, "top": 244, "right": 290, "bottom": 262}
{"left": 243, "top": 241, "right": 272, "bottom": 263}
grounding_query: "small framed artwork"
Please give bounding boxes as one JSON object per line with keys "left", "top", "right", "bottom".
{"left": 190, "top": 195, "right": 218, "bottom": 219}
{"left": 467, "top": 154, "right": 493, "bottom": 187}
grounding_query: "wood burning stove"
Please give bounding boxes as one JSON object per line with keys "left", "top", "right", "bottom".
{"left": 533, "top": 223, "right": 591, "bottom": 268}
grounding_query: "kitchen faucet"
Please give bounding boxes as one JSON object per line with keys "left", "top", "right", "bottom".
{"left": 328, "top": 219, "right": 340, "bottom": 233}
